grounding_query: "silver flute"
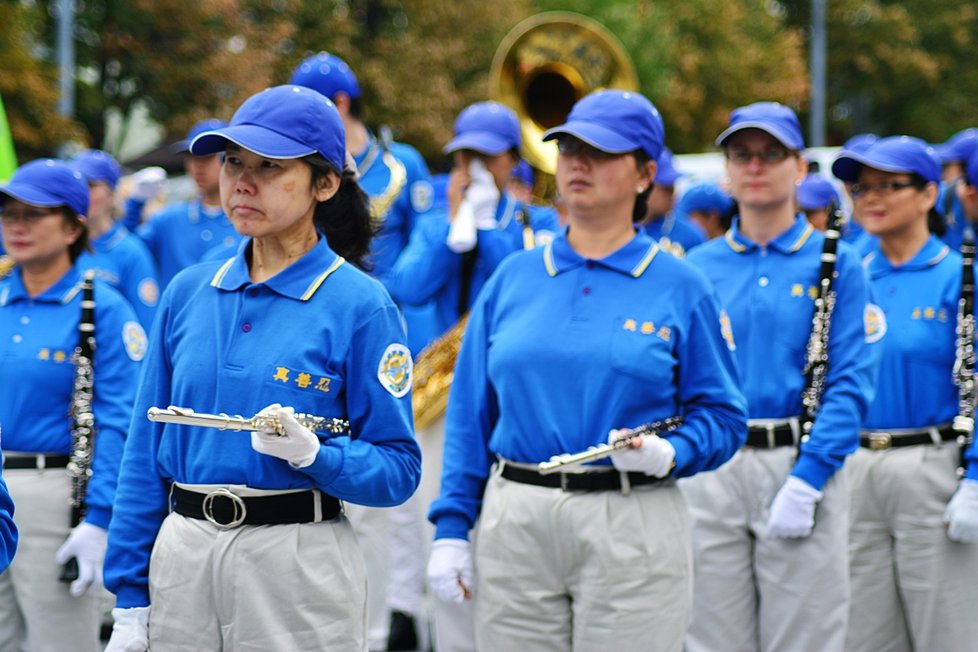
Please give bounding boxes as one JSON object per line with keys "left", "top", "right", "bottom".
{"left": 537, "top": 416, "right": 683, "bottom": 474}
{"left": 147, "top": 406, "right": 351, "bottom": 436}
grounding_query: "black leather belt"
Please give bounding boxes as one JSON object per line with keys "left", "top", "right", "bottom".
{"left": 172, "top": 486, "right": 341, "bottom": 529}
{"left": 2, "top": 454, "right": 71, "bottom": 470}
{"left": 746, "top": 424, "right": 799, "bottom": 448}
{"left": 500, "top": 464, "right": 667, "bottom": 492}
{"left": 860, "top": 425, "right": 958, "bottom": 450}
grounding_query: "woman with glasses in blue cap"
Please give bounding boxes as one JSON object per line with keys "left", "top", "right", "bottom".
{"left": 682, "top": 102, "right": 880, "bottom": 652}
{"left": 426, "top": 89, "right": 746, "bottom": 652}
{"left": 102, "top": 85, "right": 420, "bottom": 652}
{"left": 0, "top": 159, "right": 143, "bottom": 652}
{"left": 69, "top": 149, "right": 160, "bottom": 330}
{"left": 831, "top": 136, "right": 978, "bottom": 652}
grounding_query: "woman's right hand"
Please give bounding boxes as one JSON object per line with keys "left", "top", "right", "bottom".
{"left": 104, "top": 606, "right": 150, "bottom": 652}
{"left": 446, "top": 165, "right": 471, "bottom": 224}
{"left": 427, "top": 538, "right": 473, "bottom": 603}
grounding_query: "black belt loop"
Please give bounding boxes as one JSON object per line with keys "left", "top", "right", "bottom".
{"left": 745, "top": 422, "right": 800, "bottom": 449}
{"left": 2, "top": 454, "right": 71, "bottom": 470}
{"left": 499, "top": 463, "right": 667, "bottom": 492}
{"left": 859, "top": 425, "right": 957, "bottom": 450}
{"left": 171, "top": 486, "right": 341, "bottom": 528}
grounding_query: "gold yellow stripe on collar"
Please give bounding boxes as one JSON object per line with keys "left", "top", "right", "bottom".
{"left": 300, "top": 256, "right": 346, "bottom": 301}
{"left": 862, "top": 252, "right": 876, "bottom": 268}
{"left": 544, "top": 242, "right": 558, "bottom": 277}
{"left": 927, "top": 245, "right": 950, "bottom": 266}
{"left": 788, "top": 222, "right": 815, "bottom": 252}
{"left": 724, "top": 230, "right": 746, "bottom": 253}
{"left": 61, "top": 283, "right": 83, "bottom": 304}
{"left": 209, "top": 257, "right": 236, "bottom": 287}
{"left": 631, "top": 243, "right": 660, "bottom": 277}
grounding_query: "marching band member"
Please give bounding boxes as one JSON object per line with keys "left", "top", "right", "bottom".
{"left": 426, "top": 89, "right": 746, "bottom": 652}
{"left": 832, "top": 136, "right": 978, "bottom": 651}
{"left": 102, "top": 85, "right": 420, "bottom": 651}
{"left": 682, "top": 102, "right": 880, "bottom": 652}
{"left": 795, "top": 172, "right": 841, "bottom": 232}
{"left": 936, "top": 128, "right": 978, "bottom": 251}
{"left": 0, "top": 159, "right": 143, "bottom": 652}
{"left": 638, "top": 146, "right": 706, "bottom": 256}
{"left": 69, "top": 149, "right": 161, "bottom": 329}
{"left": 0, "top": 457, "right": 14, "bottom": 574}
{"left": 674, "top": 181, "right": 735, "bottom": 241}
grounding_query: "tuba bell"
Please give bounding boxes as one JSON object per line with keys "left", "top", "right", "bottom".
{"left": 489, "top": 11, "right": 639, "bottom": 175}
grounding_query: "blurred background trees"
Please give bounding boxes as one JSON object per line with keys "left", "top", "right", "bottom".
{"left": 2, "top": 0, "right": 976, "bottom": 165}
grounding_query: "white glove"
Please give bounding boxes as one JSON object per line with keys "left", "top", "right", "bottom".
{"left": 765, "top": 475, "right": 823, "bottom": 538}
{"left": 945, "top": 478, "right": 978, "bottom": 543}
{"left": 446, "top": 198, "right": 478, "bottom": 253}
{"left": 251, "top": 403, "right": 320, "bottom": 468}
{"left": 466, "top": 159, "right": 501, "bottom": 230}
{"left": 427, "top": 538, "right": 473, "bottom": 603}
{"left": 104, "top": 606, "right": 151, "bottom": 652}
{"left": 129, "top": 167, "right": 167, "bottom": 202}
{"left": 54, "top": 521, "right": 107, "bottom": 597}
{"left": 608, "top": 429, "right": 676, "bottom": 477}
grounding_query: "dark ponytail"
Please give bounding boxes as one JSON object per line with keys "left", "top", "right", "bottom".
{"left": 632, "top": 150, "right": 654, "bottom": 224}
{"left": 305, "top": 154, "right": 378, "bottom": 271}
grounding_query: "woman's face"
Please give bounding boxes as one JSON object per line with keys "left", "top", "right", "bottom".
{"left": 87, "top": 182, "right": 115, "bottom": 222}
{"left": 453, "top": 151, "right": 516, "bottom": 192}
{"left": 853, "top": 167, "right": 936, "bottom": 239}
{"left": 220, "top": 145, "right": 338, "bottom": 240}
{"left": 724, "top": 129, "right": 807, "bottom": 212}
{"left": 0, "top": 200, "right": 81, "bottom": 267}
{"left": 555, "top": 137, "right": 654, "bottom": 219}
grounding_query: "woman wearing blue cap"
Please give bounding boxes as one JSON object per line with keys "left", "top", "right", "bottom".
{"left": 0, "top": 159, "right": 143, "bottom": 651}
{"left": 639, "top": 147, "right": 706, "bottom": 256}
{"left": 102, "top": 85, "right": 420, "bottom": 652}
{"left": 69, "top": 149, "right": 160, "bottom": 329}
{"left": 675, "top": 182, "right": 735, "bottom": 240}
{"left": 795, "top": 172, "right": 841, "bottom": 232}
{"left": 426, "top": 89, "right": 746, "bottom": 651}
{"left": 682, "top": 102, "right": 880, "bottom": 652}
{"left": 831, "top": 136, "right": 978, "bottom": 651}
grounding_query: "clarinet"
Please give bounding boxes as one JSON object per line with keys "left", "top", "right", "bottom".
{"left": 799, "top": 208, "right": 844, "bottom": 439}
{"left": 61, "top": 270, "right": 97, "bottom": 583}
{"left": 953, "top": 225, "right": 976, "bottom": 476}
{"left": 537, "top": 416, "right": 683, "bottom": 473}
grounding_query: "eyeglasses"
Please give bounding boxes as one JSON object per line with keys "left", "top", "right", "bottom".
{"left": 557, "top": 138, "right": 620, "bottom": 160}
{"left": 849, "top": 180, "right": 918, "bottom": 198}
{"left": 0, "top": 207, "right": 60, "bottom": 224}
{"left": 725, "top": 148, "right": 792, "bottom": 166}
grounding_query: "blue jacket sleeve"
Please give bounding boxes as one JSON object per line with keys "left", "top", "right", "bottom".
{"left": 116, "top": 237, "right": 160, "bottom": 330}
{"left": 121, "top": 198, "right": 145, "bottom": 232}
{"left": 428, "top": 291, "right": 498, "bottom": 541}
{"left": 387, "top": 215, "right": 459, "bottom": 307}
{"left": 793, "top": 245, "right": 882, "bottom": 490}
{"left": 0, "top": 472, "right": 17, "bottom": 574}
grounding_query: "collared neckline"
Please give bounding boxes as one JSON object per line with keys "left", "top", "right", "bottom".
{"left": 354, "top": 135, "right": 382, "bottom": 177}
{"left": 863, "top": 235, "right": 951, "bottom": 277}
{"left": 91, "top": 222, "right": 128, "bottom": 252}
{"left": 724, "top": 214, "right": 814, "bottom": 255}
{"left": 494, "top": 192, "right": 519, "bottom": 229}
{"left": 210, "top": 235, "right": 345, "bottom": 301}
{"left": 0, "top": 265, "right": 82, "bottom": 306}
{"left": 543, "top": 228, "right": 660, "bottom": 278}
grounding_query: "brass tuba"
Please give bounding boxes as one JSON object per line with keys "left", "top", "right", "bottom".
{"left": 489, "top": 11, "right": 639, "bottom": 175}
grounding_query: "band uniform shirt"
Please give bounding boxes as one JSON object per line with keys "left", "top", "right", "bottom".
{"left": 388, "top": 192, "right": 558, "bottom": 339}
{"left": 0, "top": 266, "right": 143, "bottom": 529}
{"left": 429, "top": 229, "right": 748, "bottom": 541}
{"left": 643, "top": 212, "right": 707, "bottom": 258}
{"left": 77, "top": 221, "right": 160, "bottom": 329}
{"left": 0, "top": 470, "right": 15, "bottom": 573}
{"left": 104, "top": 235, "right": 420, "bottom": 609}
{"left": 937, "top": 182, "right": 968, "bottom": 252}
{"left": 686, "top": 214, "right": 882, "bottom": 491}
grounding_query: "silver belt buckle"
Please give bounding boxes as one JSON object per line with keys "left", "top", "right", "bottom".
{"left": 560, "top": 472, "right": 570, "bottom": 492}
{"left": 201, "top": 488, "right": 247, "bottom": 529}
{"left": 868, "top": 433, "right": 892, "bottom": 450}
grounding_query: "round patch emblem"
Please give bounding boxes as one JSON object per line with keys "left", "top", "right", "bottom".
{"left": 377, "top": 343, "right": 412, "bottom": 398}
{"left": 534, "top": 229, "right": 556, "bottom": 246}
{"left": 719, "top": 308, "right": 737, "bottom": 351}
{"left": 122, "top": 321, "right": 148, "bottom": 361}
{"left": 410, "top": 180, "right": 434, "bottom": 213}
{"left": 137, "top": 278, "right": 159, "bottom": 307}
{"left": 864, "top": 303, "right": 887, "bottom": 344}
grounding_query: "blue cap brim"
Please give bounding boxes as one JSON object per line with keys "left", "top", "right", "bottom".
{"left": 443, "top": 132, "right": 513, "bottom": 156}
{"left": 542, "top": 121, "right": 638, "bottom": 154}
{"left": 0, "top": 182, "right": 70, "bottom": 209}
{"left": 831, "top": 150, "right": 917, "bottom": 183}
{"left": 190, "top": 125, "right": 317, "bottom": 159}
{"left": 714, "top": 122, "right": 799, "bottom": 149}
{"left": 656, "top": 167, "right": 683, "bottom": 187}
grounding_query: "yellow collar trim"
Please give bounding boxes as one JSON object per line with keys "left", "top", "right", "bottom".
{"left": 300, "top": 257, "right": 345, "bottom": 301}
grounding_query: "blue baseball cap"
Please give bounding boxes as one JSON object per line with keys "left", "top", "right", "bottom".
{"left": 172, "top": 119, "right": 229, "bottom": 154}
{"left": 542, "top": 90, "right": 665, "bottom": 160}
{"left": 832, "top": 135, "right": 941, "bottom": 185}
{"left": 0, "top": 159, "right": 90, "bottom": 217}
{"left": 656, "top": 147, "right": 683, "bottom": 187}
{"left": 715, "top": 101, "right": 805, "bottom": 151}
{"left": 290, "top": 52, "right": 361, "bottom": 101}
{"left": 796, "top": 173, "right": 840, "bottom": 210}
{"left": 842, "top": 133, "right": 879, "bottom": 155}
{"left": 69, "top": 149, "right": 122, "bottom": 190}
{"left": 936, "top": 128, "right": 978, "bottom": 165}
{"left": 675, "top": 182, "right": 734, "bottom": 217}
{"left": 190, "top": 85, "right": 346, "bottom": 171}
{"left": 511, "top": 159, "right": 534, "bottom": 186}
{"left": 966, "top": 147, "right": 978, "bottom": 187}
{"left": 443, "top": 102, "right": 521, "bottom": 156}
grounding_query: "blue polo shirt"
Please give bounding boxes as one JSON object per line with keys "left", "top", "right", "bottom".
{"left": 77, "top": 222, "right": 160, "bottom": 329}
{"left": 429, "top": 230, "right": 748, "bottom": 541}
{"left": 123, "top": 198, "right": 242, "bottom": 289}
{"left": 643, "top": 212, "right": 707, "bottom": 257}
{"left": 938, "top": 183, "right": 968, "bottom": 251}
{"left": 0, "top": 266, "right": 144, "bottom": 529}
{"left": 388, "top": 192, "right": 559, "bottom": 339}
{"left": 104, "top": 235, "right": 420, "bottom": 608}
{"left": 686, "top": 215, "right": 881, "bottom": 490}
{"left": 0, "top": 470, "right": 14, "bottom": 573}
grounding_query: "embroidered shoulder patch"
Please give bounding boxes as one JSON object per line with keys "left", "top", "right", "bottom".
{"left": 864, "top": 303, "right": 887, "bottom": 344}
{"left": 377, "top": 343, "right": 412, "bottom": 398}
{"left": 410, "top": 180, "right": 434, "bottom": 213}
{"left": 138, "top": 278, "right": 159, "bottom": 307}
{"left": 719, "top": 308, "right": 737, "bottom": 351}
{"left": 122, "top": 321, "right": 148, "bottom": 361}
